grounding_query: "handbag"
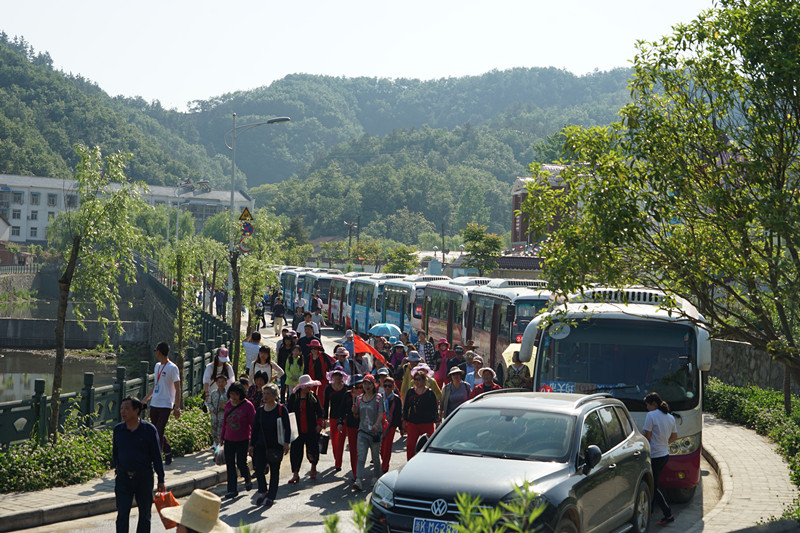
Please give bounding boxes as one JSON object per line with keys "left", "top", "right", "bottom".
{"left": 154, "top": 491, "right": 179, "bottom": 528}
{"left": 213, "top": 444, "right": 225, "bottom": 466}
{"left": 318, "top": 431, "right": 330, "bottom": 454}
{"left": 277, "top": 406, "right": 299, "bottom": 445}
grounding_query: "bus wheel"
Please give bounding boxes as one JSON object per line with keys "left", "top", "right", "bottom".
{"left": 665, "top": 486, "right": 696, "bottom": 503}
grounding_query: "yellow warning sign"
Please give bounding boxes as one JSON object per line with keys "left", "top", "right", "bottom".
{"left": 239, "top": 207, "right": 253, "bottom": 221}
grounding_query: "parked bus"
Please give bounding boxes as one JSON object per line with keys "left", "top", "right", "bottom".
{"left": 520, "top": 286, "right": 712, "bottom": 502}
{"left": 382, "top": 275, "right": 450, "bottom": 342}
{"left": 280, "top": 268, "right": 312, "bottom": 313}
{"left": 328, "top": 272, "right": 372, "bottom": 330}
{"left": 468, "top": 280, "right": 552, "bottom": 384}
{"left": 300, "top": 269, "right": 342, "bottom": 316}
{"left": 422, "top": 277, "right": 491, "bottom": 347}
{"left": 348, "top": 273, "right": 407, "bottom": 335}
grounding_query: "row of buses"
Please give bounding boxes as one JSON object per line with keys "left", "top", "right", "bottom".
{"left": 278, "top": 268, "right": 551, "bottom": 384}
{"left": 278, "top": 267, "right": 710, "bottom": 501}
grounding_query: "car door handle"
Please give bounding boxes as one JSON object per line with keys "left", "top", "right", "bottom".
{"left": 633, "top": 451, "right": 642, "bottom": 457}
{"left": 608, "top": 464, "right": 617, "bottom": 470}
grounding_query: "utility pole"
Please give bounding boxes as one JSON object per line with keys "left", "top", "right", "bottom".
{"left": 356, "top": 215, "right": 361, "bottom": 248}
{"left": 441, "top": 222, "right": 446, "bottom": 263}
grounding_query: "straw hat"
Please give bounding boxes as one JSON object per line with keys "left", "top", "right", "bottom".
{"left": 448, "top": 366, "right": 465, "bottom": 376}
{"left": 293, "top": 374, "right": 322, "bottom": 393}
{"left": 160, "top": 489, "right": 233, "bottom": 533}
{"left": 479, "top": 367, "right": 497, "bottom": 379}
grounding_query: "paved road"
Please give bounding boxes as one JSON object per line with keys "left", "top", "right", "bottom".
{"left": 6, "top": 324, "right": 798, "bottom": 532}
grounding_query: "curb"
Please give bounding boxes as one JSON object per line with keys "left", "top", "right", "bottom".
{"left": 0, "top": 459, "right": 231, "bottom": 533}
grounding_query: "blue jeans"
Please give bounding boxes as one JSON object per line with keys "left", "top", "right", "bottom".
{"left": 115, "top": 469, "right": 154, "bottom": 533}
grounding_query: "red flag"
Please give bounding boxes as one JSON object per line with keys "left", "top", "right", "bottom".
{"left": 353, "top": 334, "right": 386, "bottom": 364}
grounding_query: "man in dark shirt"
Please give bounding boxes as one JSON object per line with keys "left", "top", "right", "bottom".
{"left": 297, "top": 323, "right": 324, "bottom": 357}
{"left": 113, "top": 396, "right": 166, "bottom": 533}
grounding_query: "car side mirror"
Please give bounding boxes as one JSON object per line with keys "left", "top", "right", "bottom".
{"left": 582, "top": 445, "right": 602, "bottom": 474}
{"left": 415, "top": 434, "right": 429, "bottom": 454}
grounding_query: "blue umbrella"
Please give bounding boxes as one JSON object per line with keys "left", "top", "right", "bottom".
{"left": 368, "top": 323, "right": 402, "bottom": 338}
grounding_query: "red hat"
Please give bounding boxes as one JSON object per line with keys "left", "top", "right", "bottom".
{"left": 438, "top": 338, "right": 450, "bottom": 346}
{"left": 363, "top": 374, "right": 376, "bottom": 383}
{"left": 308, "top": 339, "right": 322, "bottom": 349}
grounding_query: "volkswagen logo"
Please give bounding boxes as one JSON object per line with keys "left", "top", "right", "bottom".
{"left": 430, "top": 498, "right": 448, "bottom": 517}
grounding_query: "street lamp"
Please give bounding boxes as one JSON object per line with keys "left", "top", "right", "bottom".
{"left": 225, "top": 113, "right": 291, "bottom": 248}
{"left": 459, "top": 244, "right": 465, "bottom": 256}
{"left": 433, "top": 245, "right": 439, "bottom": 261}
{"left": 344, "top": 220, "right": 358, "bottom": 262}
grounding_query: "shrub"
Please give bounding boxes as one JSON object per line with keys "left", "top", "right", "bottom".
{"left": 0, "top": 404, "right": 212, "bottom": 493}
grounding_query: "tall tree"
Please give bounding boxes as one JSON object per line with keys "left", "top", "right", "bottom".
{"left": 521, "top": 0, "right": 800, "bottom": 403}
{"left": 47, "top": 145, "right": 145, "bottom": 441}
{"left": 239, "top": 209, "right": 283, "bottom": 335}
{"left": 384, "top": 245, "right": 420, "bottom": 274}
{"left": 461, "top": 223, "right": 503, "bottom": 276}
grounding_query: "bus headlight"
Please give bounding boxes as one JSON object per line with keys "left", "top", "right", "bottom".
{"left": 669, "top": 432, "right": 700, "bottom": 456}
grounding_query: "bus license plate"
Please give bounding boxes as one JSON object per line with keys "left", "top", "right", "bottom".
{"left": 412, "top": 518, "right": 457, "bottom": 533}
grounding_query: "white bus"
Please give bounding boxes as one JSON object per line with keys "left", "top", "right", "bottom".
{"left": 520, "top": 286, "right": 712, "bottom": 502}
{"left": 382, "top": 275, "right": 450, "bottom": 342}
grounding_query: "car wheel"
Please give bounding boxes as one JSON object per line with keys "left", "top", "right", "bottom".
{"left": 631, "top": 480, "right": 651, "bottom": 533}
{"left": 555, "top": 519, "right": 578, "bottom": 533}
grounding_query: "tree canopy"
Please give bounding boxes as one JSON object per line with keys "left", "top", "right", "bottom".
{"left": 521, "top": 0, "right": 800, "bottom": 384}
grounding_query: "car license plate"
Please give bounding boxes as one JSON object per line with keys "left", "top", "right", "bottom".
{"left": 412, "top": 518, "right": 457, "bottom": 533}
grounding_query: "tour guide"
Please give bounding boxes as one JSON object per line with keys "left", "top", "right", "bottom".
{"left": 113, "top": 396, "right": 166, "bottom": 533}
{"left": 143, "top": 341, "right": 181, "bottom": 465}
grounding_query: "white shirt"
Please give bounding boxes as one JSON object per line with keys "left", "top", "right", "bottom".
{"left": 294, "top": 297, "right": 307, "bottom": 312}
{"left": 250, "top": 361, "right": 285, "bottom": 383}
{"left": 202, "top": 363, "right": 235, "bottom": 387}
{"left": 243, "top": 342, "right": 261, "bottom": 370}
{"left": 298, "top": 320, "right": 320, "bottom": 338}
{"left": 643, "top": 409, "right": 677, "bottom": 458}
{"left": 150, "top": 360, "right": 180, "bottom": 409}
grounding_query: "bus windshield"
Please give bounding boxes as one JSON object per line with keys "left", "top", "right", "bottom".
{"left": 513, "top": 299, "right": 549, "bottom": 336}
{"left": 535, "top": 319, "right": 699, "bottom": 412}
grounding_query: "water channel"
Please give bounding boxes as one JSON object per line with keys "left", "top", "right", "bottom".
{"left": 0, "top": 350, "right": 117, "bottom": 403}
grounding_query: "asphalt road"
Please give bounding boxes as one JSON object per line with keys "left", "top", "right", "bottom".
{"left": 16, "top": 326, "right": 721, "bottom": 533}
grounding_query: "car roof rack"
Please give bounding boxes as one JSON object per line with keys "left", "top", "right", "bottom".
{"left": 574, "top": 393, "right": 614, "bottom": 408}
{"left": 469, "top": 388, "right": 528, "bottom": 403}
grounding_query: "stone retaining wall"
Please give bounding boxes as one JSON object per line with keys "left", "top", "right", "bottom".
{"left": 711, "top": 339, "right": 800, "bottom": 396}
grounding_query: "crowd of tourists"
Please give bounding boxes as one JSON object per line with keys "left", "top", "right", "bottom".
{"left": 112, "top": 299, "right": 533, "bottom": 532}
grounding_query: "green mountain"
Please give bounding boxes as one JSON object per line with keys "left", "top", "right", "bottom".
{"left": 0, "top": 32, "right": 633, "bottom": 242}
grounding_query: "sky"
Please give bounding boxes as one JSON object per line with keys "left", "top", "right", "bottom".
{"left": 2, "top": 0, "right": 715, "bottom": 112}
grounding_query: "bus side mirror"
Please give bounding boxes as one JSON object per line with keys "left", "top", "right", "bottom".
{"left": 507, "top": 304, "right": 515, "bottom": 322}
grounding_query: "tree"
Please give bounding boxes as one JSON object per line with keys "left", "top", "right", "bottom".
{"left": 239, "top": 209, "right": 283, "bottom": 335}
{"left": 320, "top": 239, "right": 347, "bottom": 268}
{"left": 47, "top": 145, "right": 145, "bottom": 441}
{"left": 283, "top": 215, "right": 310, "bottom": 246}
{"left": 461, "top": 223, "right": 503, "bottom": 276}
{"left": 520, "top": 0, "right": 800, "bottom": 405}
{"left": 384, "top": 245, "right": 420, "bottom": 274}
{"left": 451, "top": 183, "right": 490, "bottom": 233}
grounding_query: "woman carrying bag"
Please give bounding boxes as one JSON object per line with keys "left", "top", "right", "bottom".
{"left": 287, "top": 375, "right": 324, "bottom": 483}
{"left": 249, "top": 383, "right": 291, "bottom": 508}
{"left": 220, "top": 382, "right": 255, "bottom": 499}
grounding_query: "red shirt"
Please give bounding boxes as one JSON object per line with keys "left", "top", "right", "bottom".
{"left": 470, "top": 382, "right": 502, "bottom": 399}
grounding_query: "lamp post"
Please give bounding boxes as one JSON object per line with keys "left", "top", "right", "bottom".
{"left": 459, "top": 244, "right": 465, "bottom": 256}
{"left": 225, "top": 113, "right": 290, "bottom": 248}
{"left": 344, "top": 220, "right": 358, "bottom": 262}
{"left": 433, "top": 246, "right": 439, "bottom": 261}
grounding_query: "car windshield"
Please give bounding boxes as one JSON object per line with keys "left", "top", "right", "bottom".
{"left": 427, "top": 407, "right": 574, "bottom": 462}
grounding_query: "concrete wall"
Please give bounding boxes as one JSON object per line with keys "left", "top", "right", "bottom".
{"left": 710, "top": 339, "right": 800, "bottom": 396}
{"left": 0, "top": 273, "right": 38, "bottom": 293}
{"left": 0, "top": 318, "right": 149, "bottom": 349}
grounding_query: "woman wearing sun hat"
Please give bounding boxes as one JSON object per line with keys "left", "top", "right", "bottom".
{"left": 470, "top": 367, "right": 502, "bottom": 399}
{"left": 160, "top": 488, "right": 233, "bottom": 533}
{"left": 402, "top": 363, "right": 439, "bottom": 460}
{"left": 287, "top": 374, "right": 323, "bottom": 483}
{"left": 432, "top": 338, "right": 454, "bottom": 387}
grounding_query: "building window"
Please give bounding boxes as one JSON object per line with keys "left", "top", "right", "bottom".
{"left": 11, "top": 226, "right": 20, "bottom": 237}
{"left": 47, "top": 193, "right": 57, "bottom": 207}
{"left": 12, "top": 192, "right": 23, "bottom": 204}
{"left": 66, "top": 194, "right": 78, "bottom": 208}
{"left": 30, "top": 227, "right": 38, "bottom": 238}
{"left": 30, "top": 192, "right": 40, "bottom": 205}
{"left": 12, "top": 209, "right": 21, "bottom": 220}
{"left": 48, "top": 211, "right": 55, "bottom": 220}
{"left": 30, "top": 210, "right": 38, "bottom": 221}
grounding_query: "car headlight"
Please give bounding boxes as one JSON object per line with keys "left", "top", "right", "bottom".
{"left": 371, "top": 479, "right": 394, "bottom": 509}
{"left": 669, "top": 432, "right": 700, "bottom": 456}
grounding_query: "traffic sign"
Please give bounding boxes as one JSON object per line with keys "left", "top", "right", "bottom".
{"left": 239, "top": 207, "right": 253, "bottom": 221}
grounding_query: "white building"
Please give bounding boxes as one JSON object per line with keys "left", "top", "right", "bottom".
{"left": 0, "top": 175, "right": 254, "bottom": 245}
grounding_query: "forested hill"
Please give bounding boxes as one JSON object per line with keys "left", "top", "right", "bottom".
{"left": 0, "top": 32, "right": 633, "bottom": 241}
{"left": 0, "top": 34, "right": 232, "bottom": 187}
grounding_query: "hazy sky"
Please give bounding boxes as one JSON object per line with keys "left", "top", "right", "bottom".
{"left": 2, "top": 1, "right": 714, "bottom": 111}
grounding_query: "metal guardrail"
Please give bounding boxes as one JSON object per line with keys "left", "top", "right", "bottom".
{"left": 0, "top": 264, "right": 41, "bottom": 275}
{"left": 0, "top": 271, "right": 234, "bottom": 447}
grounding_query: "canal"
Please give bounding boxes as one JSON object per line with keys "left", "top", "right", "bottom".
{"left": 0, "top": 350, "right": 117, "bottom": 403}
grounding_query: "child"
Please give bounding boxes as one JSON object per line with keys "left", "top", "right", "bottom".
{"left": 207, "top": 374, "right": 228, "bottom": 447}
